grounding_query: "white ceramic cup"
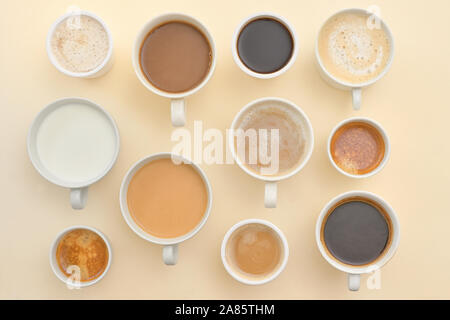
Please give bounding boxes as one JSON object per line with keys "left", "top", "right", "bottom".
{"left": 119, "top": 152, "right": 212, "bottom": 265}
{"left": 232, "top": 12, "right": 299, "bottom": 79}
{"left": 315, "top": 8, "right": 394, "bottom": 110}
{"left": 229, "top": 97, "right": 314, "bottom": 208}
{"left": 132, "top": 13, "right": 216, "bottom": 127}
{"left": 221, "top": 219, "right": 289, "bottom": 285}
{"left": 27, "top": 97, "right": 120, "bottom": 210}
{"left": 49, "top": 225, "right": 112, "bottom": 288}
{"left": 46, "top": 10, "right": 114, "bottom": 78}
{"left": 327, "top": 117, "right": 390, "bottom": 178}
{"left": 315, "top": 191, "right": 400, "bottom": 291}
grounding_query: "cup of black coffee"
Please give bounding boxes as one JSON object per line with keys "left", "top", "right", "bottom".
{"left": 232, "top": 12, "right": 298, "bottom": 79}
{"left": 315, "top": 191, "right": 400, "bottom": 291}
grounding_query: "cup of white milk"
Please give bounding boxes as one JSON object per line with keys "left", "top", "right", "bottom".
{"left": 27, "top": 97, "right": 120, "bottom": 209}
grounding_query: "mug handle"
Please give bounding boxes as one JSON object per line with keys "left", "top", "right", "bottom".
{"left": 163, "top": 244, "right": 178, "bottom": 265}
{"left": 70, "top": 187, "right": 88, "bottom": 210}
{"left": 171, "top": 99, "right": 186, "bottom": 127}
{"left": 264, "top": 182, "right": 277, "bottom": 208}
{"left": 348, "top": 273, "right": 360, "bottom": 291}
{"left": 352, "top": 88, "right": 362, "bottom": 111}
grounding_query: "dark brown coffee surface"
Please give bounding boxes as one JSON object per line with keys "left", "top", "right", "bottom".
{"left": 237, "top": 18, "right": 293, "bottom": 74}
{"left": 323, "top": 199, "right": 390, "bottom": 266}
{"left": 140, "top": 21, "right": 211, "bottom": 93}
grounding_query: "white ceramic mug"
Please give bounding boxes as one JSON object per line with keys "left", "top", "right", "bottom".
{"left": 132, "top": 13, "right": 216, "bottom": 127}
{"left": 119, "top": 152, "right": 212, "bottom": 265}
{"left": 315, "top": 8, "right": 394, "bottom": 110}
{"left": 327, "top": 117, "right": 390, "bottom": 178}
{"left": 27, "top": 97, "right": 120, "bottom": 210}
{"left": 315, "top": 191, "right": 400, "bottom": 291}
{"left": 232, "top": 12, "right": 299, "bottom": 79}
{"left": 221, "top": 219, "right": 289, "bottom": 285}
{"left": 49, "top": 225, "right": 112, "bottom": 288}
{"left": 229, "top": 97, "right": 314, "bottom": 208}
{"left": 46, "top": 10, "right": 114, "bottom": 78}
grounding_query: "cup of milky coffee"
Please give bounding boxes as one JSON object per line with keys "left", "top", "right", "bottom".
{"left": 229, "top": 97, "right": 314, "bottom": 208}
{"left": 328, "top": 117, "right": 390, "bottom": 178}
{"left": 316, "top": 191, "right": 400, "bottom": 291}
{"left": 120, "top": 153, "right": 212, "bottom": 265}
{"left": 232, "top": 12, "right": 298, "bottom": 79}
{"left": 46, "top": 10, "right": 114, "bottom": 78}
{"left": 221, "top": 219, "right": 289, "bottom": 285}
{"left": 50, "top": 225, "right": 112, "bottom": 288}
{"left": 27, "top": 97, "right": 120, "bottom": 209}
{"left": 315, "top": 8, "right": 394, "bottom": 110}
{"left": 132, "top": 13, "right": 216, "bottom": 127}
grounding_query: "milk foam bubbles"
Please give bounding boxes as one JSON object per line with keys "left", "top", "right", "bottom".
{"left": 36, "top": 103, "right": 117, "bottom": 183}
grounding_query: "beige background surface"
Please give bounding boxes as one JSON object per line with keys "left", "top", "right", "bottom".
{"left": 1, "top": 0, "right": 449, "bottom": 299}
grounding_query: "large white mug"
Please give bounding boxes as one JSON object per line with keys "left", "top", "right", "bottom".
{"left": 119, "top": 152, "right": 212, "bottom": 265}
{"left": 315, "top": 8, "right": 394, "bottom": 110}
{"left": 132, "top": 13, "right": 216, "bottom": 127}
{"left": 315, "top": 191, "right": 400, "bottom": 291}
{"left": 27, "top": 97, "right": 120, "bottom": 209}
{"left": 229, "top": 97, "right": 314, "bottom": 208}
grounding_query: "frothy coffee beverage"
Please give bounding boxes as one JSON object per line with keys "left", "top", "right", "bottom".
{"left": 235, "top": 102, "right": 306, "bottom": 176}
{"left": 56, "top": 228, "right": 109, "bottom": 282}
{"left": 225, "top": 223, "right": 283, "bottom": 278}
{"left": 330, "top": 121, "right": 385, "bottom": 175}
{"left": 318, "top": 12, "right": 391, "bottom": 84}
{"left": 127, "top": 158, "right": 208, "bottom": 239}
{"left": 50, "top": 15, "right": 109, "bottom": 73}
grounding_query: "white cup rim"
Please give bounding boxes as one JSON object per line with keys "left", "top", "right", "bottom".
{"left": 119, "top": 152, "right": 213, "bottom": 246}
{"left": 231, "top": 12, "right": 299, "bottom": 79}
{"left": 49, "top": 225, "right": 112, "bottom": 288}
{"left": 315, "top": 191, "right": 400, "bottom": 274}
{"left": 221, "top": 219, "right": 289, "bottom": 285}
{"left": 327, "top": 117, "right": 390, "bottom": 178}
{"left": 315, "top": 7, "right": 395, "bottom": 88}
{"left": 229, "top": 97, "right": 314, "bottom": 182}
{"left": 132, "top": 12, "right": 216, "bottom": 99}
{"left": 46, "top": 10, "right": 114, "bottom": 78}
{"left": 27, "top": 97, "right": 120, "bottom": 189}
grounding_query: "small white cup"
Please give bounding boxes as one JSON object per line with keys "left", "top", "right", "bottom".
{"left": 119, "top": 152, "right": 212, "bottom": 265}
{"left": 49, "top": 225, "right": 112, "bottom": 288}
{"left": 132, "top": 13, "right": 216, "bottom": 127}
{"left": 327, "top": 117, "right": 390, "bottom": 178}
{"left": 46, "top": 10, "right": 114, "bottom": 78}
{"left": 315, "top": 191, "right": 400, "bottom": 291}
{"left": 315, "top": 8, "right": 394, "bottom": 110}
{"left": 232, "top": 12, "right": 299, "bottom": 79}
{"left": 221, "top": 219, "right": 289, "bottom": 285}
{"left": 229, "top": 97, "right": 314, "bottom": 208}
{"left": 27, "top": 97, "right": 120, "bottom": 210}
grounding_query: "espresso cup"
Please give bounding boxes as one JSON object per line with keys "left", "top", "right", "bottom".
{"left": 221, "top": 219, "right": 289, "bottom": 285}
{"left": 132, "top": 13, "right": 216, "bottom": 127}
{"left": 50, "top": 225, "right": 112, "bottom": 288}
{"left": 229, "top": 97, "right": 314, "bottom": 208}
{"left": 46, "top": 10, "right": 114, "bottom": 78}
{"left": 232, "top": 12, "right": 298, "bottom": 79}
{"left": 316, "top": 191, "right": 400, "bottom": 291}
{"left": 315, "top": 8, "right": 394, "bottom": 110}
{"left": 27, "top": 97, "right": 120, "bottom": 209}
{"left": 119, "top": 152, "right": 212, "bottom": 265}
{"left": 327, "top": 117, "right": 390, "bottom": 178}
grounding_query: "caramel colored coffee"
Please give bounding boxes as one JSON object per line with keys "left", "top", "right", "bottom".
{"left": 56, "top": 229, "right": 109, "bottom": 282}
{"left": 140, "top": 21, "right": 212, "bottom": 93}
{"left": 226, "top": 224, "right": 282, "bottom": 277}
{"left": 330, "top": 121, "right": 385, "bottom": 175}
{"left": 127, "top": 158, "right": 208, "bottom": 238}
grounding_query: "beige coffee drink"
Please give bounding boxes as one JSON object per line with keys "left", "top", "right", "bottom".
{"left": 318, "top": 11, "right": 391, "bottom": 84}
{"left": 50, "top": 14, "right": 109, "bottom": 73}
